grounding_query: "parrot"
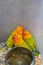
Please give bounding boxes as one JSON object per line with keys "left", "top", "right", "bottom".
{"left": 22, "top": 30, "right": 40, "bottom": 56}
{"left": 6, "top": 26, "right": 24, "bottom": 48}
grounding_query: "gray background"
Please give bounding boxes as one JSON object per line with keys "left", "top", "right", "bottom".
{"left": 0, "top": 0, "right": 43, "bottom": 58}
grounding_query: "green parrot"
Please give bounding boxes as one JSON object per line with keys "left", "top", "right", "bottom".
{"left": 22, "top": 30, "right": 40, "bottom": 56}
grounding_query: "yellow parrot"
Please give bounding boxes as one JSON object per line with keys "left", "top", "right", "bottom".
{"left": 6, "top": 26, "right": 24, "bottom": 48}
